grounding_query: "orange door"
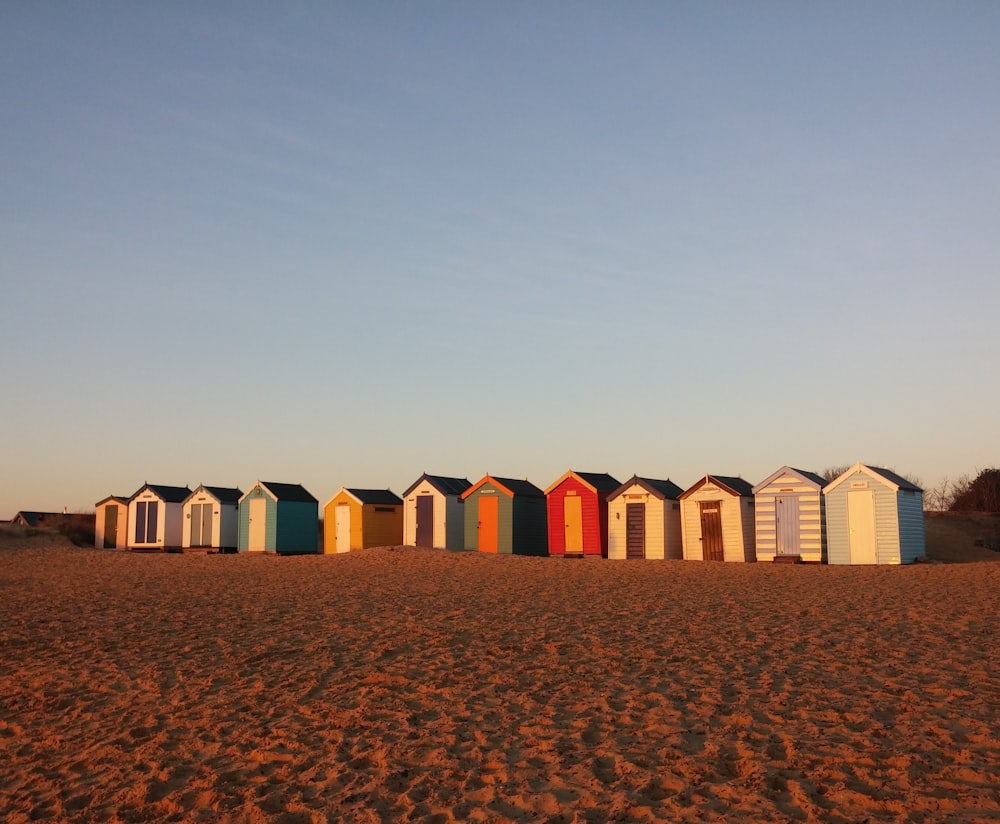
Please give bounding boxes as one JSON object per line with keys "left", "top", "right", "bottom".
{"left": 478, "top": 495, "right": 499, "bottom": 553}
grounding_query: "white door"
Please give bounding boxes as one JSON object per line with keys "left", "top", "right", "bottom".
{"left": 335, "top": 505, "right": 351, "bottom": 553}
{"left": 847, "top": 490, "right": 877, "bottom": 564}
{"left": 248, "top": 498, "right": 267, "bottom": 552}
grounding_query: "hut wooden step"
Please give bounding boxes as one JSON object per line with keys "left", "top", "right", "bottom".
{"left": 773, "top": 554, "right": 803, "bottom": 564}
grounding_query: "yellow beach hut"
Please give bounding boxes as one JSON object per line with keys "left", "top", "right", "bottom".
{"left": 324, "top": 488, "right": 404, "bottom": 553}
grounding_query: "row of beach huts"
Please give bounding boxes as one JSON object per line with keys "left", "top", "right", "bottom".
{"left": 94, "top": 463, "right": 926, "bottom": 565}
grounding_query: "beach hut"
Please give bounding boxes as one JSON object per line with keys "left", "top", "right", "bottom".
{"left": 181, "top": 485, "right": 242, "bottom": 553}
{"left": 544, "top": 470, "right": 620, "bottom": 557}
{"left": 679, "top": 475, "right": 756, "bottom": 562}
{"left": 127, "top": 483, "right": 192, "bottom": 551}
{"left": 402, "top": 473, "right": 471, "bottom": 550}
{"left": 461, "top": 475, "right": 548, "bottom": 556}
{"left": 823, "top": 463, "right": 925, "bottom": 565}
{"left": 752, "top": 467, "right": 827, "bottom": 563}
{"left": 95, "top": 496, "right": 129, "bottom": 549}
{"left": 607, "top": 476, "right": 684, "bottom": 560}
{"left": 238, "top": 481, "right": 319, "bottom": 555}
{"left": 323, "top": 488, "right": 404, "bottom": 553}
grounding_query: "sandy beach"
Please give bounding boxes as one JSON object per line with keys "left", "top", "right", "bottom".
{"left": 1, "top": 538, "right": 999, "bottom": 823}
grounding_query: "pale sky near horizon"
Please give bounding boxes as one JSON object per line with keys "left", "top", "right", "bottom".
{"left": 2, "top": 2, "right": 998, "bottom": 517}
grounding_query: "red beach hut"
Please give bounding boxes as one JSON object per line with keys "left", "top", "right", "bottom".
{"left": 544, "top": 470, "right": 620, "bottom": 557}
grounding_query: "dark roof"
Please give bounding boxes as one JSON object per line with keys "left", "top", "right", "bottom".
{"left": 572, "top": 471, "right": 622, "bottom": 492}
{"left": 346, "top": 488, "right": 403, "bottom": 506}
{"left": 260, "top": 482, "right": 318, "bottom": 503}
{"left": 95, "top": 495, "right": 130, "bottom": 507}
{"left": 789, "top": 468, "right": 828, "bottom": 487}
{"left": 611, "top": 476, "right": 684, "bottom": 500}
{"left": 402, "top": 473, "right": 472, "bottom": 497}
{"left": 198, "top": 485, "right": 243, "bottom": 503}
{"left": 491, "top": 477, "right": 545, "bottom": 498}
{"left": 865, "top": 466, "right": 923, "bottom": 492}
{"left": 130, "top": 484, "right": 192, "bottom": 503}
{"left": 710, "top": 475, "right": 755, "bottom": 497}
{"left": 11, "top": 511, "right": 64, "bottom": 527}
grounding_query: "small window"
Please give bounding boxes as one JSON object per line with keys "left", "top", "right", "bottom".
{"left": 374, "top": 506, "right": 396, "bottom": 513}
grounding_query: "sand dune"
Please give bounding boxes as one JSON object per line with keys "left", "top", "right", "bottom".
{"left": 1, "top": 544, "right": 999, "bottom": 822}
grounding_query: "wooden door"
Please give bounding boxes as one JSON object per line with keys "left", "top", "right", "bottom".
{"left": 335, "top": 505, "right": 351, "bottom": 553}
{"left": 248, "top": 497, "right": 267, "bottom": 552}
{"left": 564, "top": 495, "right": 584, "bottom": 554}
{"left": 104, "top": 505, "right": 118, "bottom": 549}
{"left": 775, "top": 495, "right": 800, "bottom": 555}
{"left": 699, "top": 501, "right": 724, "bottom": 561}
{"left": 625, "top": 503, "right": 645, "bottom": 559}
{"left": 478, "top": 495, "right": 499, "bottom": 553}
{"left": 847, "top": 490, "right": 877, "bottom": 564}
{"left": 415, "top": 495, "right": 434, "bottom": 547}
{"left": 189, "top": 504, "right": 203, "bottom": 547}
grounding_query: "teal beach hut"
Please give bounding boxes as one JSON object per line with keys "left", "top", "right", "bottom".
{"left": 238, "top": 481, "right": 319, "bottom": 554}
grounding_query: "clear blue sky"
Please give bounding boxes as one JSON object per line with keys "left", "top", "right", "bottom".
{"left": 2, "top": 3, "right": 998, "bottom": 516}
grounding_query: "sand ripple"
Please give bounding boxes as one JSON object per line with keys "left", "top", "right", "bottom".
{"left": 1, "top": 547, "right": 999, "bottom": 822}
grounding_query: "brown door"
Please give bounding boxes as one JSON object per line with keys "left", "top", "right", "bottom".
{"left": 104, "top": 504, "right": 118, "bottom": 549}
{"left": 478, "top": 495, "right": 499, "bottom": 553}
{"left": 415, "top": 495, "right": 434, "bottom": 547}
{"left": 699, "top": 501, "right": 724, "bottom": 561}
{"left": 626, "top": 503, "right": 645, "bottom": 559}
{"left": 564, "top": 495, "right": 584, "bottom": 554}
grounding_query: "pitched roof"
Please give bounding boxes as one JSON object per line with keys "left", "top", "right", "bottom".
{"left": 609, "top": 476, "right": 684, "bottom": 501}
{"left": 488, "top": 476, "right": 545, "bottom": 498}
{"left": 259, "top": 482, "right": 317, "bottom": 503}
{"left": 130, "top": 484, "right": 192, "bottom": 503}
{"left": 751, "top": 466, "right": 826, "bottom": 494}
{"left": 824, "top": 463, "right": 923, "bottom": 494}
{"left": 346, "top": 488, "right": 403, "bottom": 506}
{"left": 95, "top": 495, "right": 130, "bottom": 507}
{"left": 866, "top": 466, "right": 922, "bottom": 492}
{"left": 544, "top": 470, "right": 621, "bottom": 496}
{"left": 462, "top": 475, "right": 545, "bottom": 499}
{"left": 190, "top": 485, "right": 243, "bottom": 504}
{"left": 11, "top": 511, "right": 65, "bottom": 527}
{"left": 402, "top": 473, "right": 472, "bottom": 497}
{"left": 680, "top": 474, "right": 754, "bottom": 499}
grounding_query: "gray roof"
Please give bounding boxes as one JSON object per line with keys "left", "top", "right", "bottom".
{"left": 789, "top": 468, "right": 827, "bottom": 487}
{"left": 402, "top": 473, "right": 472, "bottom": 498}
{"left": 259, "top": 482, "right": 318, "bottom": 503}
{"left": 346, "top": 488, "right": 403, "bottom": 505}
{"left": 571, "top": 471, "right": 622, "bottom": 493}
{"left": 198, "top": 485, "right": 243, "bottom": 504}
{"left": 11, "top": 511, "right": 65, "bottom": 527}
{"left": 490, "top": 477, "right": 545, "bottom": 498}
{"left": 865, "top": 466, "right": 923, "bottom": 492}
{"left": 710, "top": 475, "right": 755, "bottom": 497}
{"left": 130, "top": 484, "right": 192, "bottom": 503}
{"left": 610, "top": 476, "right": 684, "bottom": 501}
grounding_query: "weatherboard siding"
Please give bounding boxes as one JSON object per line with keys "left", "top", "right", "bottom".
{"left": 897, "top": 490, "right": 926, "bottom": 564}
{"left": 753, "top": 470, "right": 825, "bottom": 562}
{"left": 681, "top": 484, "right": 753, "bottom": 562}
{"left": 825, "top": 468, "right": 924, "bottom": 565}
{"left": 445, "top": 496, "right": 465, "bottom": 551}
{"left": 607, "top": 483, "right": 682, "bottom": 560}
{"left": 239, "top": 489, "right": 277, "bottom": 552}
{"left": 546, "top": 476, "right": 604, "bottom": 556}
